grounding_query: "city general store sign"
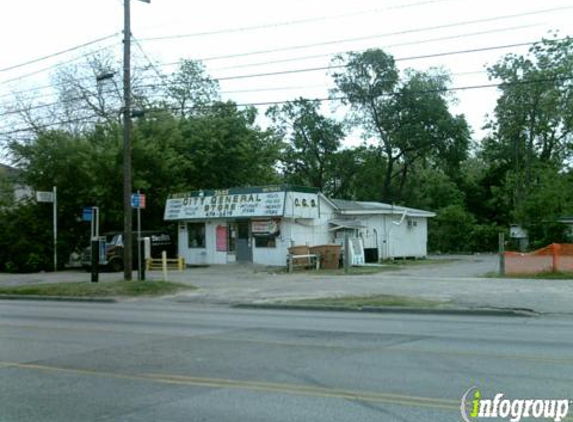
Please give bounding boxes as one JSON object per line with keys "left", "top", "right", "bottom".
{"left": 164, "top": 186, "right": 319, "bottom": 221}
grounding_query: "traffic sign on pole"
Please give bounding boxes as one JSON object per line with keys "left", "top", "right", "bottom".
{"left": 82, "top": 207, "right": 93, "bottom": 222}
{"left": 36, "top": 191, "right": 54, "bottom": 203}
{"left": 131, "top": 193, "right": 146, "bottom": 209}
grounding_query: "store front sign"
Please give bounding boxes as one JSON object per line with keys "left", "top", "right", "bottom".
{"left": 284, "top": 192, "right": 320, "bottom": 219}
{"left": 164, "top": 191, "right": 286, "bottom": 220}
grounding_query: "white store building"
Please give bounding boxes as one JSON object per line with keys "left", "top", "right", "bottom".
{"left": 164, "top": 185, "right": 435, "bottom": 266}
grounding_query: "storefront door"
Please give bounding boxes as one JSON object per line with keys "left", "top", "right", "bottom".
{"left": 235, "top": 221, "right": 252, "bottom": 262}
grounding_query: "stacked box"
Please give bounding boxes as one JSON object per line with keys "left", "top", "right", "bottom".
{"left": 288, "top": 245, "right": 310, "bottom": 266}
{"left": 310, "top": 244, "right": 341, "bottom": 269}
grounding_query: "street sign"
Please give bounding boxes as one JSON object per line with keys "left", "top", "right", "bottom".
{"left": 36, "top": 191, "right": 54, "bottom": 203}
{"left": 82, "top": 207, "right": 93, "bottom": 222}
{"left": 37, "top": 186, "right": 58, "bottom": 271}
{"left": 131, "top": 193, "right": 146, "bottom": 209}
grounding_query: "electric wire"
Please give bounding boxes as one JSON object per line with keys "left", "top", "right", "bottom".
{"left": 0, "top": 43, "right": 121, "bottom": 87}
{"left": 142, "top": 5, "right": 573, "bottom": 64}
{"left": 208, "top": 27, "right": 546, "bottom": 73}
{"left": 0, "top": 33, "right": 120, "bottom": 73}
{"left": 0, "top": 66, "right": 494, "bottom": 120}
{"left": 137, "top": 0, "right": 456, "bottom": 41}
{"left": 0, "top": 35, "right": 565, "bottom": 120}
{"left": 1, "top": 19, "right": 564, "bottom": 100}
{"left": 1, "top": 75, "right": 569, "bottom": 137}
{"left": 0, "top": 4, "right": 568, "bottom": 88}
{"left": 1, "top": 34, "right": 565, "bottom": 120}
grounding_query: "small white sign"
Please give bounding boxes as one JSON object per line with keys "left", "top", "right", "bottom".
{"left": 36, "top": 191, "right": 54, "bottom": 203}
{"left": 252, "top": 219, "right": 279, "bottom": 234}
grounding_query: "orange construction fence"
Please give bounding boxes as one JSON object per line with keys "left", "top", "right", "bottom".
{"left": 504, "top": 243, "right": 573, "bottom": 275}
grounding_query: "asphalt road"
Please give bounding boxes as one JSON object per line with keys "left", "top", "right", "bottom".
{"left": 1, "top": 301, "right": 572, "bottom": 422}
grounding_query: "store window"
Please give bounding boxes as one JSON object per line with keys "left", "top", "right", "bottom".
{"left": 187, "top": 222, "right": 205, "bottom": 248}
{"left": 254, "top": 234, "right": 277, "bottom": 248}
{"left": 252, "top": 219, "right": 279, "bottom": 248}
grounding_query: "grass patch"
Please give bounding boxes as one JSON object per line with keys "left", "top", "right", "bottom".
{"left": 483, "top": 271, "right": 573, "bottom": 280}
{"left": 0, "top": 280, "right": 194, "bottom": 297}
{"left": 283, "top": 294, "right": 445, "bottom": 309}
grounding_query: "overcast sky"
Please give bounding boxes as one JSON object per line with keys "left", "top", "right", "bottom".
{"left": 1, "top": 0, "right": 572, "bottom": 161}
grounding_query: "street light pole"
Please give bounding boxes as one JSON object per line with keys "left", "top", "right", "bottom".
{"left": 122, "top": 0, "right": 133, "bottom": 281}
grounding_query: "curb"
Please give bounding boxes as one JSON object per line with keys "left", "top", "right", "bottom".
{"left": 0, "top": 295, "right": 117, "bottom": 303}
{"left": 232, "top": 303, "right": 538, "bottom": 317}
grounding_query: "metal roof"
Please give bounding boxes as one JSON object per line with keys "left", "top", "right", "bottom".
{"left": 328, "top": 218, "right": 367, "bottom": 231}
{"left": 330, "top": 198, "right": 435, "bottom": 217}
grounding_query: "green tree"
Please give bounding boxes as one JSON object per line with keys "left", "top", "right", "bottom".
{"left": 8, "top": 129, "right": 106, "bottom": 267}
{"left": 0, "top": 203, "right": 53, "bottom": 272}
{"left": 164, "top": 59, "right": 220, "bottom": 117}
{"left": 400, "top": 165, "right": 465, "bottom": 212}
{"left": 484, "top": 36, "right": 573, "bottom": 221}
{"left": 178, "top": 102, "right": 280, "bottom": 189}
{"left": 331, "top": 49, "right": 470, "bottom": 203}
{"left": 267, "top": 98, "right": 345, "bottom": 194}
{"left": 428, "top": 204, "right": 476, "bottom": 253}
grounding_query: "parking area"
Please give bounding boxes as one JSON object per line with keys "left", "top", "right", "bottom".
{"left": 1, "top": 255, "right": 573, "bottom": 314}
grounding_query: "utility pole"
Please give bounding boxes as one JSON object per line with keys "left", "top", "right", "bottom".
{"left": 122, "top": 0, "right": 133, "bottom": 281}
{"left": 122, "top": 0, "right": 149, "bottom": 281}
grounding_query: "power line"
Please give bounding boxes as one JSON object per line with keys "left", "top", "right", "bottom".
{"left": 0, "top": 38, "right": 153, "bottom": 102}
{"left": 0, "top": 69, "right": 489, "bottom": 120}
{"left": 0, "top": 5, "right": 567, "bottom": 103}
{"left": 185, "top": 37, "right": 548, "bottom": 83}
{"left": 0, "top": 16, "right": 561, "bottom": 100}
{"left": 0, "top": 37, "right": 554, "bottom": 114}
{"left": 208, "top": 26, "right": 544, "bottom": 73}
{"left": 207, "top": 24, "right": 542, "bottom": 80}
{"left": 141, "top": 5, "right": 573, "bottom": 64}
{"left": 129, "top": 25, "right": 545, "bottom": 86}
{"left": 1, "top": 34, "right": 566, "bottom": 115}
{"left": 1, "top": 74, "right": 570, "bottom": 137}
{"left": 135, "top": 75, "right": 573, "bottom": 113}
{"left": 138, "top": 0, "right": 456, "bottom": 41}
{"left": 0, "top": 43, "right": 121, "bottom": 87}
{"left": 126, "top": 35, "right": 555, "bottom": 89}
{"left": 0, "top": 33, "right": 120, "bottom": 73}
{"left": 131, "top": 35, "right": 171, "bottom": 91}
{"left": 0, "top": 87, "right": 123, "bottom": 119}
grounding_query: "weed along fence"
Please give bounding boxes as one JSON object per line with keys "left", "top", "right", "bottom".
{"left": 504, "top": 243, "right": 573, "bottom": 275}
